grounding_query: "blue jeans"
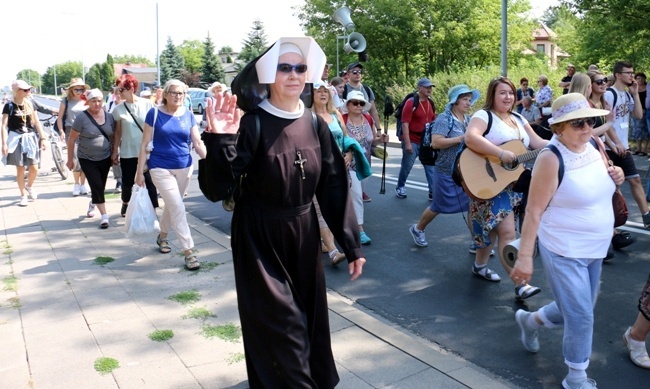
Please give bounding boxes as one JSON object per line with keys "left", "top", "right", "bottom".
{"left": 536, "top": 242, "right": 602, "bottom": 371}
{"left": 397, "top": 141, "right": 420, "bottom": 189}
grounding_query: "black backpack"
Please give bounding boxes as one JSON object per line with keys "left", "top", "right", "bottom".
{"left": 394, "top": 92, "right": 436, "bottom": 139}
{"left": 419, "top": 113, "right": 458, "bottom": 166}
{"left": 606, "top": 87, "right": 631, "bottom": 111}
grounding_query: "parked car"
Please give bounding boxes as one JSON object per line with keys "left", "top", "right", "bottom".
{"left": 187, "top": 88, "right": 209, "bottom": 114}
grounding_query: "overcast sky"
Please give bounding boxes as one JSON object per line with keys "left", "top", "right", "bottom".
{"left": 1, "top": 0, "right": 557, "bottom": 88}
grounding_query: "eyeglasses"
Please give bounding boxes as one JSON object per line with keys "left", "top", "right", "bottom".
{"left": 350, "top": 70, "right": 363, "bottom": 75}
{"left": 594, "top": 78, "right": 608, "bottom": 85}
{"left": 117, "top": 87, "right": 127, "bottom": 92}
{"left": 568, "top": 117, "right": 596, "bottom": 129}
{"left": 167, "top": 91, "right": 184, "bottom": 97}
{"left": 349, "top": 100, "right": 365, "bottom": 107}
{"left": 619, "top": 71, "right": 635, "bottom": 75}
{"left": 73, "top": 88, "right": 85, "bottom": 93}
{"left": 276, "top": 63, "right": 308, "bottom": 73}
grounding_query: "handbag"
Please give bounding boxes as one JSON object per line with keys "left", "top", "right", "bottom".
{"left": 593, "top": 136, "right": 628, "bottom": 227}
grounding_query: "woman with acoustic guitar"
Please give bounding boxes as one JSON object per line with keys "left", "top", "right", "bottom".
{"left": 464, "top": 76, "right": 548, "bottom": 300}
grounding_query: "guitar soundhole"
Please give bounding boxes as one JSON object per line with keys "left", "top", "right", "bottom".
{"left": 502, "top": 160, "right": 519, "bottom": 171}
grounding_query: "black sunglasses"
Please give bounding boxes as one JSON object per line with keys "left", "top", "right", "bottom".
{"left": 349, "top": 100, "right": 365, "bottom": 107}
{"left": 350, "top": 70, "right": 363, "bottom": 75}
{"left": 594, "top": 78, "right": 608, "bottom": 85}
{"left": 568, "top": 117, "right": 596, "bottom": 129}
{"left": 277, "top": 63, "right": 308, "bottom": 73}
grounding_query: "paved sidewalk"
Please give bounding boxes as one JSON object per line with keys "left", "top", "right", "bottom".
{"left": 0, "top": 159, "right": 516, "bottom": 388}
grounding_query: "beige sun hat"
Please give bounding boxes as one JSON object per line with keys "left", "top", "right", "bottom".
{"left": 68, "top": 78, "right": 90, "bottom": 90}
{"left": 547, "top": 93, "right": 609, "bottom": 125}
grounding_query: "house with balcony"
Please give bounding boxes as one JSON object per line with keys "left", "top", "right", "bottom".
{"left": 523, "top": 23, "right": 570, "bottom": 68}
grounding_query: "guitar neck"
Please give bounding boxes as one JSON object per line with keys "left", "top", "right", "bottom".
{"left": 516, "top": 149, "right": 541, "bottom": 164}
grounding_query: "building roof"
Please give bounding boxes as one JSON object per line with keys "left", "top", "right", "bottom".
{"left": 532, "top": 23, "right": 557, "bottom": 40}
{"left": 113, "top": 63, "right": 149, "bottom": 78}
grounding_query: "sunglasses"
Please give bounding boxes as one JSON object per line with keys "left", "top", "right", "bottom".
{"left": 117, "top": 87, "right": 127, "bottom": 92}
{"left": 276, "top": 63, "right": 308, "bottom": 73}
{"left": 568, "top": 117, "right": 596, "bottom": 129}
{"left": 20, "top": 88, "right": 31, "bottom": 92}
{"left": 73, "top": 88, "right": 85, "bottom": 93}
{"left": 350, "top": 70, "right": 363, "bottom": 75}
{"left": 349, "top": 100, "right": 365, "bottom": 107}
{"left": 594, "top": 78, "right": 608, "bottom": 85}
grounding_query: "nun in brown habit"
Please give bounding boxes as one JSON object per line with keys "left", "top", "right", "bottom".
{"left": 204, "top": 37, "right": 366, "bottom": 388}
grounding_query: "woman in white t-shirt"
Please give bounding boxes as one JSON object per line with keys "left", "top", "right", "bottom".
{"left": 510, "top": 93, "right": 623, "bottom": 389}
{"left": 464, "top": 77, "right": 548, "bottom": 300}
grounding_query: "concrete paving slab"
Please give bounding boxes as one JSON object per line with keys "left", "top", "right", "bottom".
{"left": 111, "top": 354, "right": 202, "bottom": 389}
{"left": 188, "top": 361, "right": 248, "bottom": 389}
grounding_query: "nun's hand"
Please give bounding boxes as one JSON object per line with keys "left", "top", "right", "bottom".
{"left": 206, "top": 93, "right": 240, "bottom": 134}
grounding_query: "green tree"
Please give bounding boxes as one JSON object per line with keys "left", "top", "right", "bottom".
{"left": 178, "top": 39, "right": 204, "bottom": 73}
{"left": 159, "top": 36, "right": 185, "bottom": 84}
{"left": 218, "top": 46, "right": 235, "bottom": 63}
{"left": 112, "top": 55, "right": 155, "bottom": 67}
{"left": 566, "top": 0, "right": 650, "bottom": 69}
{"left": 41, "top": 61, "right": 83, "bottom": 95}
{"left": 101, "top": 54, "right": 116, "bottom": 90}
{"left": 85, "top": 64, "right": 103, "bottom": 89}
{"left": 238, "top": 19, "right": 269, "bottom": 64}
{"left": 16, "top": 69, "right": 41, "bottom": 91}
{"left": 202, "top": 34, "right": 225, "bottom": 85}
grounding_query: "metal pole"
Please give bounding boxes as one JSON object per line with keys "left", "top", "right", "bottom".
{"left": 156, "top": 1, "right": 161, "bottom": 86}
{"left": 54, "top": 65, "right": 58, "bottom": 97}
{"left": 501, "top": 0, "right": 507, "bottom": 77}
{"left": 336, "top": 36, "right": 339, "bottom": 76}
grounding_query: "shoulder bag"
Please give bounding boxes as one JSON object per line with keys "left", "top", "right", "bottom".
{"left": 593, "top": 135, "right": 628, "bottom": 227}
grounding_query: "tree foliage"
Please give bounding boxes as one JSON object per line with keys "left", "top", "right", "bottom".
{"left": 112, "top": 55, "right": 155, "bottom": 67}
{"left": 16, "top": 69, "right": 41, "bottom": 90}
{"left": 298, "top": 0, "right": 536, "bottom": 103}
{"left": 160, "top": 36, "right": 186, "bottom": 84}
{"left": 238, "top": 19, "right": 269, "bottom": 64}
{"left": 178, "top": 39, "right": 204, "bottom": 73}
{"left": 202, "top": 34, "right": 225, "bottom": 85}
{"left": 40, "top": 62, "right": 84, "bottom": 95}
{"left": 564, "top": 0, "right": 650, "bottom": 70}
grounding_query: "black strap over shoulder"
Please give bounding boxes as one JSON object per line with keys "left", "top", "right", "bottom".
{"left": 83, "top": 111, "right": 112, "bottom": 142}
{"left": 545, "top": 144, "right": 564, "bottom": 187}
{"left": 123, "top": 103, "right": 144, "bottom": 132}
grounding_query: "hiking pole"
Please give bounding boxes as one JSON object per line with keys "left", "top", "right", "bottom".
{"left": 380, "top": 95, "right": 394, "bottom": 195}
{"left": 379, "top": 115, "right": 388, "bottom": 194}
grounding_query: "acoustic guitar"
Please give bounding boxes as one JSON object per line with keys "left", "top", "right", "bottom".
{"left": 457, "top": 140, "right": 541, "bottom": 200}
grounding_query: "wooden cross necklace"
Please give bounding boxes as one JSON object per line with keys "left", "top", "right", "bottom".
{"left": 294, "top": 150, "right": 307, "bottom": 179}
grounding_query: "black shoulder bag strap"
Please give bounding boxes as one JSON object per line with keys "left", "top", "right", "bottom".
{"left": 545, "top": 144, "right": 564, "bottom": 187}
{"left": 83, "top": 111, "right": 112, "bottom": 142}
{"left": 123, "top": 103, "right": 144, "bottom": 132}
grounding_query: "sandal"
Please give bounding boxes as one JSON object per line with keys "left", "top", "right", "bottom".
{"left": 330, "top": 251, "right": 346, "bottom": 266}
{"left": 612, "top": 231, "right": 635, "bottom": 250}
{"left": 184, "top": 255, "right": 200, "bottom": 271}
{"left": 472, "top": 264, "right": 501, "bottom": 282}
{"left": 515, "top": 283, "right": 541, "bottom": 300}
{"left": 156, "top": 234, "right": 172, "bottom": 254}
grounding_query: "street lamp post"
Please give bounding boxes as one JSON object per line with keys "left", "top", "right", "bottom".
{"left": 54, "top": 65, "right": 58, "bottom": 97}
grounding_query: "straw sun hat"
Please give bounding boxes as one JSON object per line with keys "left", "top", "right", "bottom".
{"left": 547, "top": 93, "right": 609, "bottom": 125}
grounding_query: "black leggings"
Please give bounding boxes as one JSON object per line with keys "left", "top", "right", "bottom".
{"left": 78, "top": 157, "right": 112, "bottom": 205}
{"left": 120, "top": 157, "right": 159, "bottom": 208}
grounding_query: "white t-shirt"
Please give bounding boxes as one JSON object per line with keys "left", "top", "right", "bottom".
{"left": 536, "top": 138, "right": 614, "bottom": 258}
{"left": 472, "top": 109, "right": 530, "bottom": 148}
{"left": 604, "top": 87, "right": 634, "bottom": 149}
{"left": 112, "top": 99, "right": 154, "bottom": 158}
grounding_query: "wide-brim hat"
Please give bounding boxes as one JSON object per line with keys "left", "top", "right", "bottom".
{"left": 547, "top": 93, "right": 609, "bottom": 125}
{"left": 69, "top": 78, "right": 90, "bottom": 89}
{"left": 446, "top": 84, "right": 480, "bottom": 111}
{"left": 255, "top": 37, "right": 326, "bottom": 84}
{"left": 371, "top": 145, "right": 388, "bottom": 160}
{"left": 346, "top": 90, "right": 367, "bottom": 104}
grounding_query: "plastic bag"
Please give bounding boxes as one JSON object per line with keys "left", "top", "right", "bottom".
{"left": 125, "top": 185, "right": 160, "bottom": 237}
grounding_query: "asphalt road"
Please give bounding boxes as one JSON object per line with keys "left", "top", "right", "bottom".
{"left": 31, "top": 95, "right": 650, "bottom": 388}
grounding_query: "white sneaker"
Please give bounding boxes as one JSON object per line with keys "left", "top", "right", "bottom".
{"left": 19, "top": 195, "right": 29, "bottom": 207}
{"left": 79, "top": 185, "right": 89, "bottom": 195}
{"left": 515, "top": 309, "right": 539, "bottom": 353}
{"left": 409, "top": 224, "right": 428, "bottom": 247}
{"left": 72, "top": 184, "right": 80, "bottom": 196}
{"left": 100, "top": 215, "right": 109, "bottom": 229}
{"left": 25, "top": 186, "right": 37, "bottom": 201}
{"left": 87, "top": 201, "right": 96, "bottom": 218}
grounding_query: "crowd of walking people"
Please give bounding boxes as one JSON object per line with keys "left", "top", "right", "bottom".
{"left": 2, "top": 37, "right": 649, "bottom": 388}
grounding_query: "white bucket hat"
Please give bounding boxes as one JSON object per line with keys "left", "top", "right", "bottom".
{"left": 547, "top": 93, "right": 609, "bottom": 125}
